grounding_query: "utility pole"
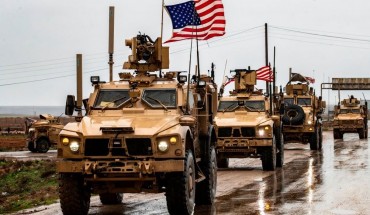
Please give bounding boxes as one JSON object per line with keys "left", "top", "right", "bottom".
{"left": 265, "top": 23, "right": 269, "bottom": 93}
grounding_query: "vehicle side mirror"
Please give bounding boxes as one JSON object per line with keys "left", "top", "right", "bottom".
{"left": 82, "top": 98, "right": 89, "bottom": 114}
{"left": 194, "top": 93, "right": 204, "bottom": 108}
{"left": 279, "top": 103, "right": 285, "bottom": 115}
{"left": 65, "top": 95, "right": 76, "bottom": 116}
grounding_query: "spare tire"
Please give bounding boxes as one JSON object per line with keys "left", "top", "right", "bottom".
{"left": 282, "top": 104, "right": 305, "bottom": 125}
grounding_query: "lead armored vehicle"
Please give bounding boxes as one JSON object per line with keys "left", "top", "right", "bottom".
{"left": 280, "top": 73, "right": 325, "bottom": 150}
{"left": 214, "top": 69, "right": 283, "bottom": 171}
{"left": 333, "top": 96, "right": 368, "bottom": 139}
{"left": 57, "top": 31, "right": 218, "bottom": 215}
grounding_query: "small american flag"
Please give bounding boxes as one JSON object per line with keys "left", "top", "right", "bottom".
{"left": 305, "top": 76, "right": 315, "bottom": 84}
{"left": 256, "top": 66, "right": 273, "bottom": 82}
{"left": 165, "top": 0, "right": 226, "bottom": 43}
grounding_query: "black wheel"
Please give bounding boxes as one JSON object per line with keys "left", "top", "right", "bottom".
{"left": 333, "top": 129, "right": 342, "bottom": 139}
{"left": 59, "top": 173, "right": 91, "bottom": 215}
{"left": 309, "top": 127, "right": 319, "bottom": 150}
{"left": 36, "top": 138, "right": 50, "bottom": 153}
{"left": 366, "top": 126, "right": 368, "bottom": 138}
{"left": 99, "top": 193, "right": 123, "bottom": 205}
{"left": 282, "top": 104, "right": 305, "bottom": 125}
{"left": 27, "top": 141, "right": 37, "bottom": 153}
{"left": 261, "top": 136, "right": 276, "bottom": 171}
{"left": 276, "top": 129, "right": 284, "bottom": 168}
{"left": 359, "top": 128, "right": 365, "bottom": 139}
{"left": 166, "top": 150, "right": 195, "bottom": 215}
{"left": 196, "top": 145, "right": 217, "bottom": 205}
{"left": 318, "top": 126, "right": 323, "bottom": 150}
{"left": 216, "top": 155, "right": 229, "bottom": 168}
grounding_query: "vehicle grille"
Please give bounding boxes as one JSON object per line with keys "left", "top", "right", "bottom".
{"left": 85, "top": 139, "right": 109, "bottom": 156}
{"left": 241, "top": 127, "right": 255, "bottom": 137}
{"left": 218, "top": 127, "right": 232, "bottom": 137}
{"left": 340, "top": 120, "right": 356, "bottom": 124}
{"left": 218, "top": 127, "right": 256, "bottom": 138}
{"left": 125, "top": 138, "right": 153, "bottom": 156}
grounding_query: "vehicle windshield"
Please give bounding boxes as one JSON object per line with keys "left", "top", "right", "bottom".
{"left": 340, "top": 108, "right": 360, "bottom": 114}
{"left": 244, "top": 101, "right": 265, "bottom": 111}
{"left": 218, "top": 100, "right": 265, "bottom": 112}
{"left": 297, "top": 98, "right": 311, "bottom": 106}
{"left": 142, "top": 89, "right": 177, "bottom": 109}
{"left": 93, "top": 90, "right": 130, "bottom": 109}
{"left": 284, "top": 98, "right": 294, "bottom": 105}
{"left": 218, "top": 101, "right": 238, "bottom": 112}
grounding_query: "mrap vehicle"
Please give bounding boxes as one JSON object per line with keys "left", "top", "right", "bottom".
{"left": 279, "top": 73, "right": 325, "bottom": 150}
{"left": 56, "top": 11, "right": 218, "bottom": 215}
{"left": 214, "top": 69, "right": 283, "bottom": 171}
{"left": 333, "top": 96, "right": 368, "bottom": 139}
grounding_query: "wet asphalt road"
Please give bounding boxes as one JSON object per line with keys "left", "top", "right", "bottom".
{"left": 9, "top": 130, "right": 370, "bottom": 215}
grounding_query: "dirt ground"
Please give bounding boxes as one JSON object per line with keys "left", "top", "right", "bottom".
{"left": 0, "top": 136, "right": 26, "bottom": 150}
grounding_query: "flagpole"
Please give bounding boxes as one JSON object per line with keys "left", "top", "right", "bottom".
{"left": 265, "top": 23, "right": 269, "bottom": 94}
{"left": 186, "top": 39, "right": 193, "bottom": 114}
{"left": 159, "top": 0, "right": 165, "bottom": 78}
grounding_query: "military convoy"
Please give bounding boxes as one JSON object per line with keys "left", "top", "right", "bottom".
{"left": 26, "top": 114, "right": 63, "bottom": 153}
{"left": 214, "top": 69, "right": 283, "bottom": 171}
{"left": 56, "top": 31, "right": 218, "bottom": 215}
{"left": 333, "top": 96, "right": 368, "bottom": 139}
{"left": 279, "top": 73, "right": 325, "bottom": 150}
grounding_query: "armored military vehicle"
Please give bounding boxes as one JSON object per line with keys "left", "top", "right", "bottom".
{"left": 333, "top": 96, "right": 368, "bottom": 139}
{"left": 56, "top": 24, "right": 218, "bottom": 214}
{"left": 280, "top": 73, "right": 325, "bottom": 150}
{"left": 214, "top": 69, "right": 283, "bottom": 171}
{"left": 26, "top": 114, "right": 63, "bottom": 153}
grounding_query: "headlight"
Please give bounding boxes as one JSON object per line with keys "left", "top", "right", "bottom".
{"left": 62, "top": 137, "right": 69, "bottom": 146}
{"left": 69, "top": 141, "right": 80, "bottom": 152}
{"left": 258, "top": 126, "right": 270, "bottom": 136}
{"left": 307, "top": 120, "right": 312, "bottom": 125}
{"left": 158, "top": 141, "right": 169, "bottom": 152}
{"left": 170, "top": 137, "right": 177, "bottom": 144}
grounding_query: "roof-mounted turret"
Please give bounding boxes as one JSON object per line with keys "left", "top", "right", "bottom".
{"left": 123, "top": 33, "right": 169, "bottom": 73}
{"left": 232, "top": 69, "right": 256, "bottom": 93}
{"left": 342, "top": 96, "right": 360, "bottom": 107}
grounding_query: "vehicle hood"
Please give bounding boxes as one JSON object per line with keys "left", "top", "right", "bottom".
{"left": 61, "top": 114, "right": 180, "bottom": 136}
{"left": 214, "top": 112, "right": 271, "bottom": 127}
{"left": 335, "top": 114, "right": 363, "bottom": 120}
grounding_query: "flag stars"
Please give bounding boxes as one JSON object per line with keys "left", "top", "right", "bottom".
{"left": 166, "top": 1, "right": 201, "bottom": 29}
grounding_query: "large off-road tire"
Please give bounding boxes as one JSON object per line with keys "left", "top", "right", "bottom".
{"left": 99, "top": 193, "right": 123, "bottom": 205}
{"left": 216, "top": 156, "right": 229, "bottom": 168}
{"left": 59, "top": 173, "right": 91, "bottom": 215}
{"left": 27, "top": 141, "right": 37, "bottom": 153}
{"left": 261, "top": 136, "right": 276, "bottom": 171}
{"left": 275, "top": 128, "right": 284, "bottom": 168}
{"left": 166, "top": 150, "right": 195, "bottom": 215}
{"left": 358, "top": 128, "right": 365, "bottom": 139}
{"left": 196, "top": 145, "right": 217, "bottom": 205}
{"left": 36, "top": 138, "right": 50, "bottom": 153}
{"left": 282, "top": 104, "right": 305, "bottom": 125}
{"left": 318, "top": 126, "right": 323, "bottom": 150}
{"left": 309, "top": 127, "right": 320, "bottom": 150}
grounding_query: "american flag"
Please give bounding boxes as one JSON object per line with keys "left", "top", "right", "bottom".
{"left": 256, "top": 66, "right": 273, "bottom": 82}
{"left": 165, "top": 0, "right": 226, "bottom": 43}
{"left": 305, "top": 76, "right": 315, "bottom": 84}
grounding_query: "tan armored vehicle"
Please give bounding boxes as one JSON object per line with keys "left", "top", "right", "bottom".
{"left": 333, "top": 96, "right": 368, "bottom": 139}
{"left": 214, "top": 69, "right": 283, "bottom": 171}
{"left": 26, "top": 114, "right": 63, "bottom": 153}
{"left": 280, "top": 73, "right": 325, "bottom": 150}
{"left": 56, "top": 31, "right": 218, "bottom": 215}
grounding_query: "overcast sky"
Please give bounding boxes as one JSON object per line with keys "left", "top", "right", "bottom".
{"left": 1, "top": 0, "right": 370, "bottom": 106}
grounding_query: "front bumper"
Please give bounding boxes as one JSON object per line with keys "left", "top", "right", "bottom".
{"left": 57, "top": 159, "right": 184, "bottom": 177}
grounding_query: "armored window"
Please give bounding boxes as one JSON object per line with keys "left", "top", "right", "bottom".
{"left": 244, "top": 101, "right": 265, "bottom": 112}
{"left": 142, "top": 89, "right": 177, "bottom": 109}
{"left": 284, "top": 98, "right": 294, "bottom": 106}
{"left": 297, "top": 98, "right": 311, "bottom": 106}
{"left": 218, "top": 101, "right": 238, "bottom": 112}
{"left": 93, "top": 90, "right": 130, "bottom": 109}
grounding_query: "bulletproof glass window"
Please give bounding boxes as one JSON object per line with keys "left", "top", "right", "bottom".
{"left": 218, "top": 101, "right": 238, "bottom": 112}
{"left": 244, "top": 100, "right": 265, "bottom": 112}
{"left": 284, "top": 98, "right": 294, "bottom": 106}
{"left": 297, "top": 98, "right": 311, "bottom": 106}
{"left": 93, "top": 90, "right": 130, "bottom": 109}
{"left": 142, "top": 89, "right": 177, "bottom": 109}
